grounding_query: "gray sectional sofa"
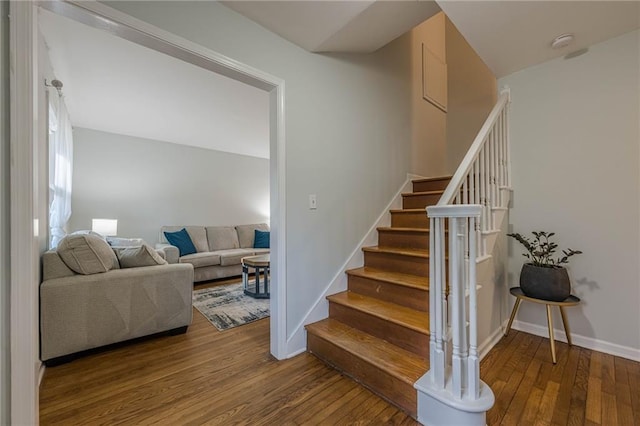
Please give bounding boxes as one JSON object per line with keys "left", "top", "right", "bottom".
{"left": 156, "top": 223, "right": 269, "bottom": 283}
{"left": 40, "top": 235, "right": 194, "bottom": 365}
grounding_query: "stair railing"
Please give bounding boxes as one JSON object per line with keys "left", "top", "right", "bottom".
{"left": 437, "top": 89, "right": 512, "bottom": 261}
{"left": 416, "top": 90, "right": 510, "bottom": 423}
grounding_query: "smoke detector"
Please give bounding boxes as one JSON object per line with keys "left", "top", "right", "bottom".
{"left": 551, "top": 34, "right": 574, "bottom": 49}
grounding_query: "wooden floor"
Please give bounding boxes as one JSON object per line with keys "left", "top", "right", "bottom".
{"left": 483, "top": 330, "right": 640, "bottom": 426}
{"left": 39, "top": 279, "right": 417, "bottom": 425}
{"left": 40, "top": 282, "right": 640, "bottom": 425}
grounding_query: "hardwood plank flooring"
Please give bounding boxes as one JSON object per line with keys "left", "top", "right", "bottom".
{"left": 40, "top": 278, "right": 417, "bottom": 425}
{"left": 483, "top": 331, "right": 640, "bottom": 426}
{"left": 40, "top": 290, "right": 640, "bottom": 426}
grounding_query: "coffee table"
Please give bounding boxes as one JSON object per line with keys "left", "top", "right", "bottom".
{"left": 242, "top": 254, "right": 270, "bottom": 299}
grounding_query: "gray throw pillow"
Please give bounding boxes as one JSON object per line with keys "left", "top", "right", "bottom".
{"left": 116, "top": 244, "right": 168, "bottom": 268}
{"left": 57, "top": 234, "right": 116, "bottom": 275}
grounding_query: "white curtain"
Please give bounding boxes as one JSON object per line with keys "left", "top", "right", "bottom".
{"left": 48, "top": 93, "right": 73, "bottom": 248}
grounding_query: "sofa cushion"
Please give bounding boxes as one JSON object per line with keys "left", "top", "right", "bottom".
{"left": 236, "top": 224, "right": 269, "bottom": 249}
{"left": 164, "top": 228, "right": 197, "bottom": 257}
{"left": 254, "top": 230, "right": 270, "bottom": 248}
{"left": 211, "top": 249, "right": 255, "bottom": 266}
{"left": 179, "top": 252, "right": 221, "bottom": 268}
{"left": 206, "top": 226, "right": 240, "bottom": 251}
{"left": 57, "top": 234, "right": 116, "bottom": 275}
{"left": 161, "top": 226, "right": 208, "bottom": 253}
{"left": 116, "top": 244, "right": 168, "bottom": 268}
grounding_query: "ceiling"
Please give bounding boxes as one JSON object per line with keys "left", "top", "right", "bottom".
{"left": 224, "top": 0, "right": 640, "bottom": 77}
{"left": 222, "top": 0, "right": 442, "bottom": 53}
{"left": 38, "top": 8, "right": 270, "bottom": 159}
{"left": 438, "top": 1, "right": 640, "bottom": 78}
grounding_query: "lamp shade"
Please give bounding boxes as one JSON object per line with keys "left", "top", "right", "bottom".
{"left": 92, "top": 219, "right": 118, "bottom": 236}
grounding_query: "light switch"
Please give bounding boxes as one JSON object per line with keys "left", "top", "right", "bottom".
{"left": 309, "top": 194, "right": 317, "bottom": 210}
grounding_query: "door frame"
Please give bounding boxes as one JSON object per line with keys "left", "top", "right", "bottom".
{"left": 10, "top": 1, "right": 287, "bottom": 423}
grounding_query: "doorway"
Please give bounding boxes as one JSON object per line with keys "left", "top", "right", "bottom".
{"left": 9, "top": 1, "right": 287, "bottom": 423}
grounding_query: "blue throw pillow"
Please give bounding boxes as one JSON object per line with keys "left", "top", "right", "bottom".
{"left": 164, "top": 228, "right": 197, "bottom": 256}
{"left": 254, "top": 230, "right": 270, "bottom": 249}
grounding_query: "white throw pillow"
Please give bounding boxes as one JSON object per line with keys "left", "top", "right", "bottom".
{"left": 116, "top": 244, "right": 168, "bottom": 268}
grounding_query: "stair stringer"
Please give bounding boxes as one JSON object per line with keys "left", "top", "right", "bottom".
{"left": 285, "top": 173, "right": 426, "bottom": 357}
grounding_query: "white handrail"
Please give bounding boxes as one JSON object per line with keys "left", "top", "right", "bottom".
{"left": 438, "top": 90, "right": 511, "bottom": 207}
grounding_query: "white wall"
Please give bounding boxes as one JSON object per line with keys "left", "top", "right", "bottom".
{"left": 103, "top": 1, "right": 413, "bottom": 343}
{"left": 69, "top": 127, "right": 270, "bottom": 245}
{"left": 499, "top": 30, "right": 640, "bottom": 355}
{"left": 0, "top": 0, "right": 10, "bottom": 421}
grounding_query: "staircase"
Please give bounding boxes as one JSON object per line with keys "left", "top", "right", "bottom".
{"left": 305, "top": 175, "right": 451, "bottom": 418}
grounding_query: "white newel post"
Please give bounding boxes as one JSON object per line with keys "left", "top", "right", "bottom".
{"left": 414, "top": 205, "right": 494, "bottom": 426}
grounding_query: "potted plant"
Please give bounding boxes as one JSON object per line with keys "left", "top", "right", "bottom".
{"left": 507, "top": 231, "right": 582, "bottom": 301}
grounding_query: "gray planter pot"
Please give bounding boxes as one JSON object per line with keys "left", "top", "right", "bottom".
{"left": 519, "top": 263, "right": 571, "bottom": 302}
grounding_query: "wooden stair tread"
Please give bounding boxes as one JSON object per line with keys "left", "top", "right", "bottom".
{"left": 306, "top": 319, "right": 428, "bottom": 385}
{"left": 377, "top": 227, "right": 429, "bottom": 233}
{"left": 411, "top": 176, "right": 452, "bottom": 183}
{"left": 327, "top": 292, "right": 429, "bottom": 334}
{"left": 346, "top": 267, "right": 428, "bottom": 290}
{"left": 378, "top": 226, "right": 448, "bottom": 234}
{"left": 402, "top": 190, "right": 444, "bottom": 197}
{"left": 389, "top": 208, "right": 428, "bottom": 214}
{"left": 362, "top": 246, "right": 429, "bottom": 258}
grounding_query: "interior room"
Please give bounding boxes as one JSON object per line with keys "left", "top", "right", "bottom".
{"left": 37, "top": 4, "right": 275, "bottom": 369}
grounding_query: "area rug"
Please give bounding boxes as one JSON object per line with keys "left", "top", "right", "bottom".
{"left": 193, "top": 282, "right": 270, "bottom": 331}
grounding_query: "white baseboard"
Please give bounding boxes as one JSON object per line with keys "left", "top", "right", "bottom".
{"left": 479, "top": 320, "right": 509, "bottom": 361}
{"left": 285, "top": 173, "right": 424, "bottom": 357}
{"left": 286, "top": 347, "right": 307, "bottom": 359}
{"left": 38, "top": 362, "right": 45, "bottom": 387}
{"left": 512, "top": 320, "right": 640, "bottom": 362}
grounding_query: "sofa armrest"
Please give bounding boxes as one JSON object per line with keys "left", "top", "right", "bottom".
{"left": 155, "top": 243, "right": 179, "bottom": 264}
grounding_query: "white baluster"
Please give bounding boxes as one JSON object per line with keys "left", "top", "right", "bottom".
{"left": 429, "top": 216, "right": 437, "bottom": 380}
{"left": 497, "top": 113, "right": 504, "bottom": 207}
{"left": 483, "top": 145, "right": 490, "bottom": 254}
{"left": 433, "top": 217, "right": 445, "bottom": 389}
{"left": 489, "top": 130, "right": 498, "bottom": 231}
{"left": 468, "top": 215, "right": 479, "bottom": 399}
{"left": 474, "top": 160, "right": 481, "bottom": 257}
{"left": 449, "top": 217, "right": 461, "bottom": 397}
{"left": 506, "top": 105, "right": 512, "bottom": 188}
{"left": 469, "top": 165, "right": 475, "bottom": 205}
{"left": 504, "top": 110, "right": 509, "bottom": 196}
{"left": 479, "top": 147, "right": 486, "bottom": 238}
{"left": 440, "top": 216, "right": 447, "bottom": 380}
{"left": 496, "top": 129, "right": 500, "bottom": 207}
{"left": 459, "top": 218, "right": 469, "bottom": 395}
{"left": 463, "top": 176, "right": 468, "bottom": 205}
